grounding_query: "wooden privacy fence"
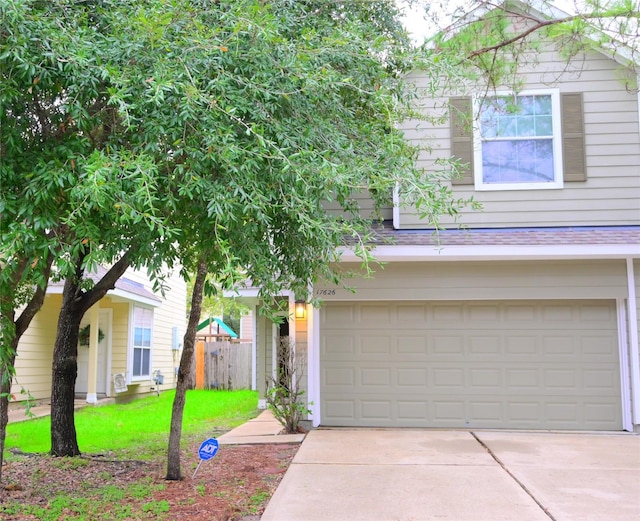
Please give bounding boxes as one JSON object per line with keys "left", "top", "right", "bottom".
{"left": 194, "top": 340, "right": 252, "bottom": 390}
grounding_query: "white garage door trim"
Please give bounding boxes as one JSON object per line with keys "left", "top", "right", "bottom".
{"left": 617, "top": 297, "right": 632, "bottom": 431}
{"left": 317, "top": 299, "right": 625, "bottom": 431}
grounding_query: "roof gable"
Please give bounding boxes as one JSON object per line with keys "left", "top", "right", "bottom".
{"left": 437, "top": 0, "right": 638, "bottom": 70}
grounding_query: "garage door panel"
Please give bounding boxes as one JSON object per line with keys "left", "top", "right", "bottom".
{"left": 323, "top": 334, "right": 355, "bottom": 355}
{"left": 398, "top": 401, "right": 429, "bottom": 420}
{"left": 432, "top": 335, "right": 465, "bottom": 355}
{"left": 582, "top": 336, "right": 619, "bottom": 358}
{"left": 321, "top": 300, "right": 622, "bottom": 430}
{"left": 505, "top": 336, "right": 539, "bottom": 354}
{"left": 397, "top": 336, "right": 428, "bottom": 355}
{"left": 396, "top": 304, "right": 428, "bottom": 322}
{"left": 397, "top": 368, "right": 428, "bottom": 387}
{"left": 468, "top": 336, "right": 502, "bottom": 355}
{"left": 325, "top": 400, "right": 355, "bottom": 420}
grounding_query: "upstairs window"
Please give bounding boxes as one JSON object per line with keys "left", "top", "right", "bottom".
{"left": 132, "top": 306, "right": 153, "bottom": 378}
{"left": 474, "top": 89, "right": 563, "bottom": 190}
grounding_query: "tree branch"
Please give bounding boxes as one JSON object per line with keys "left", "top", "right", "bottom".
{"left": 14, "top": 251, "right": 55, "bottom": 339}
{"left": 79, "top": 250, "right": 132, "bottom": 315}
{"left": 465, "top": 9, "right": 639, "bottom": 60}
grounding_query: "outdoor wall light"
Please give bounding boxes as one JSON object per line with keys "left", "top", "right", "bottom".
{"left": 294, "top": 300, "right": 306, "bottom": 319}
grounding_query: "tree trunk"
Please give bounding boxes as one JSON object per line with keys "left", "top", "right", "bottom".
{"left": 166, "top": 256, "right": 207, "bottom": 480}
{"left": 50, "top": 275, "right": 83, "bottom": 457}
{"left": 0, "top": 343, "right": 18, "bottom": 486}
{"left": 0, "top": 254, "right": 53, "bottom": 484}
{"left": 49, "top": 251, "right": 131, "bottom": 457}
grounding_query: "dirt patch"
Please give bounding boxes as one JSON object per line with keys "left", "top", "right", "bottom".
{"left": 0, "top": 440, "right": 299, "bottom": 520}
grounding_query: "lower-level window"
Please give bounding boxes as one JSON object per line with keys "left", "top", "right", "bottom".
{"left": 132, "top": 306, "right": 153, "bottom": 378}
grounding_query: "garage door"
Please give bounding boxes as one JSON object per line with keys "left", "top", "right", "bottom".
{"left": 320, "top": 300, "right": 622, "bottom": 430}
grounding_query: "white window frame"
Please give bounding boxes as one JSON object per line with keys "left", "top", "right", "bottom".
{"left": 473, "top": 88, "right": 564, "bottom": 191}
{"left": 129, "top": 304, "right": 154, "bottom": 382}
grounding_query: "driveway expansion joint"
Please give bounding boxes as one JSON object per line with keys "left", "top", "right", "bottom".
{"left": 471, "top": 431, "right": 557, "bottom": 521}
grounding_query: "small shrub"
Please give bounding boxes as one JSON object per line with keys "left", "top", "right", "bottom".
{"left": 265, "top": 338, "right": 311, "bottom": 434}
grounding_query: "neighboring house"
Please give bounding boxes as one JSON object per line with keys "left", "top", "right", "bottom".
{"left": 229, "top": 2, "right": 640, "bottom": 433}
{"left": 12, "top": 266, "right": 187, "bottom": 404}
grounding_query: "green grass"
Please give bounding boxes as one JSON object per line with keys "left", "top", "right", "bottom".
{"left": 6, "top": 389, "right": 259, "bottom": 456}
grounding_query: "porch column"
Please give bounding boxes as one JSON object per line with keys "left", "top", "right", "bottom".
{"left": 86, "top": 303, "right": 100, "bottom": 404}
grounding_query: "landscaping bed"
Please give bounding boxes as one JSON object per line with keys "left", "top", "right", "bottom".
{"left": 1, "top": 439, "right": 299, "bottom": 520}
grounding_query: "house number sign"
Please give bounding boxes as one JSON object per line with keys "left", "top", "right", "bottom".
{"left": 315, "top": 289, "right": 336, "bottom": 296}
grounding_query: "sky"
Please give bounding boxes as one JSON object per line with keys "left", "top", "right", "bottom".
{"left": 401, "top": 0, "right": 639, "bottom": 49}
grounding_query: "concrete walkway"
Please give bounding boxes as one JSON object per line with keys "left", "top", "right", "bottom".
{"left": 7, "top": 399, "right": 96, "bottom": 424}
{"left": 261, "top": 429, "right": 640, "bottom": 521}
{"left": 217, "top": 409, "right": 306, "bottom": 445}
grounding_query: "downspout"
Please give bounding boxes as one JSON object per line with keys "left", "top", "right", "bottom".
{"left": 393, "top": 183, "right": 400, "bottom": 230}
{"left": 633, "top": 74, "right": 640, "bottom": 430}
{"left": 628, "top": 258, "right": 640, "bottom": 430}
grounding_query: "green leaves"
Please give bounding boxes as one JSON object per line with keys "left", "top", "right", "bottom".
{"left": 1, "top": 0, "right": 477, "bottom": 330}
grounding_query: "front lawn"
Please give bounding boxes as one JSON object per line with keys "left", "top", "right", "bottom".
{"left": 0, "top": 390, "right": 300, "bottom": 521}
{"left": 5, "top": 389, "right": 258, "bottom": 456}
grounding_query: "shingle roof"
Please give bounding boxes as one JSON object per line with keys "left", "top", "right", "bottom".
{"left": 49, "top": 265, "right": 161, "bottom": 302}
{"left": 366, "top": 223, "right": 640, "bottom": 247}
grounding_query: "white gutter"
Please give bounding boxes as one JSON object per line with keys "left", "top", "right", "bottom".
{"left": 338, "top": 244, "right": 640, "bottom": 262}
{"left": 46, "top": 285, "right": 162, "bottom": 307}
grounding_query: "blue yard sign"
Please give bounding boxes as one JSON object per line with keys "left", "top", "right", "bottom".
{"left": 193, "top": 438, "right": 219, "bottom": 478}
{"left": 199, "top": 438, "right": 219, "bottom": 460}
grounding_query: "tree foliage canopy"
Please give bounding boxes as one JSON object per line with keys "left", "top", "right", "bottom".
{"left": 1, "top": 0, "right": 471, "bottom": 332}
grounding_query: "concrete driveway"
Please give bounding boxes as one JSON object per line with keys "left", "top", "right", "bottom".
{"left": 261, "top": 429, "right": 640, "bottom": 521}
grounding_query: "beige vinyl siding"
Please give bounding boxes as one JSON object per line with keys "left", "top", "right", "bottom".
{"left": 323, "top": 189, "right": 393, "bottom": 221}
{"left": 108, "top": 300, "right": 130, "bottom": 380}
{"left": 398, "top": 44, "right": 640, "bottom": 229}
{"left": 11, "top": 295, "right": 61, "bottom": 401}
{"left": 315, "top": 260, "right": 628, "bottom": 302}
{"left": 150, "top": 269, "right": 186, "bottom": 390}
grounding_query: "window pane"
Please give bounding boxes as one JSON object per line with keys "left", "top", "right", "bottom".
{"left": 535, "top": 95, "right": 552, "bottom": 114}
{"left": 482, "top": 139, "right": 554, "bottom": 183}
{"left": 142, "top": 328, "right": 151, "bottom": 347}
{"left": 134, "top": 327, "right": 143, "bottom": 346}
{"left": 142, "top": 349, "right": 150, "bottom": 376}
{"left": 535, "top": 116, "right": 553, "bottom": 135}
{"left": 519, "top": 95, "right": 535, "bottom": 115}
{"left": 133, "top": 348, "right": 142, "bottom": 376}
{"left": 517, "top": 115, "right": 536, "bottom": 137}
{"left": 496, "top": 116, "right": 516, "bottom": 137}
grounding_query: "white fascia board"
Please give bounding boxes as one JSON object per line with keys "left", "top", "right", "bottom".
{"left": 222, "top": 288, "right": 295, "bottom": 301}
{"left": 108, "top": 288, "right": 161, "bottom": 307}
{"left": 337, "top": 244, "right": 640, "bottom": 262}
{"left": 223, "top": 287, "right": 261, "bottom": 299}
{"left": 46, "top": 285, "right": 162, "bottom": 307}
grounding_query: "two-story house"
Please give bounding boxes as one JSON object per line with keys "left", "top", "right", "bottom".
{"left": 230, "top": 1, "right": 640, "bottom": 433}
